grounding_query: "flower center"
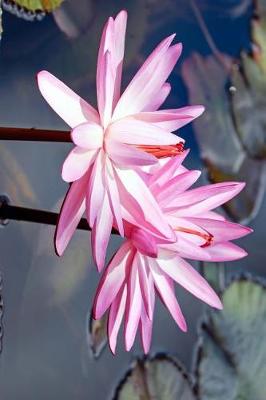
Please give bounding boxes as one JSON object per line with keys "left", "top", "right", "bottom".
{"left": 174, "top": 226, "right": 213, "bottom": 248}
{"left": 137, "top": 142, "right": 184, "bottom": 158}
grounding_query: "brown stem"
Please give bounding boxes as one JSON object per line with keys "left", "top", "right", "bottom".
{"left": 0, "top": 202, "right": 118, "bottom": 234}
{"left": 0, "top": 127, "right": 71, "bottom": 142}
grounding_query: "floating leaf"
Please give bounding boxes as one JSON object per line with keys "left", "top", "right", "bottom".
{"left": 113, "top": 354, "right": 196, "bottom": 400}
{"left": 88, "top": 311, "right": 108, "bottom": 360}
{"left": 195, "top": 277, "right": 266, "bottom": 400}
{"left": 182, "top": 54, "right": 266, "bottom": 224}
{"left": 3, "top": 0, "right": 64, "bottom": 20}
{"left": 5, "top": 0, "right": 63, "bottom": 11}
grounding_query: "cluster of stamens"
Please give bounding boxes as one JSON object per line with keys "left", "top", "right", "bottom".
{"left": 175, "top": 227, "right": 214, "bottom": 248}
{"left": 138, "top": 142, "right": 184, "bottom": 159}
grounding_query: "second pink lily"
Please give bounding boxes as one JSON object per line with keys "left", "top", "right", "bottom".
{"left": 93, "top": 153, "right": 252, "bottom": 353}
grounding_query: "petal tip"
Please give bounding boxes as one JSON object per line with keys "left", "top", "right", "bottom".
{"left": 54, "top": 240, "right": 64, "bottom": 257}
{"left": 214, "top": 299, "right": 223, "bottom": 310}
{"left": 194, "top": 104, "right": 205, "bottom": 117}
{"left": 117, "top": 9, "right": 128, "bottom": 19}
{"left": 180, "top": 319, "right": 187, "bottom": 332}
{"left": 109, "top": 341, "right": 116, "bottom": 355}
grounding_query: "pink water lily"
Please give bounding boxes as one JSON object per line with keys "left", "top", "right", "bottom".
{"left": 37, "top": 10, "right": 204, "bottom": 270}
{"left": 93, "top": 153, "right": 252, "bottom": 353}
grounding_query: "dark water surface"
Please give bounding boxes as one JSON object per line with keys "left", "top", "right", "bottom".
{"left": 0, "top": 1, "right": 264, "bottom": 399}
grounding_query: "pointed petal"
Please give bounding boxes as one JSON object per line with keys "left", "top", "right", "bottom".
{"left": 131, "top": 105, "right": 204, "bottom": 132}
{"left": 157, "top": 254, "right": 223, "bottom": 309}
{"left": 149, "top": 258, "right": 187, "bottom": 331}
{"left": 55, "top": 172, "right": 89, "bottom": 256}
{"left": 71, "top": 122, "right": 103, "bottom": 149}
{"left": 109, "top": 118, "right": 183, "bottom": 145}
{"left": 163, "top": 234, "right": 211, "bottom": 261}
{"left": 143, "top": 82, "right": 171, "bottom": 112}
{"left": 168, "top": 182, "right": 245, "bottom": 216}
{"left": 106, "top": 139, "right": 157, "bottom": 167}
{"left": 114, "top": 166, "right": 175, "bottom": 241}
{"left": 154, "top": 105, "right": 204, "bottom": 131}
{"left": 124, "top": 255, "right": 142, "bottom": 351}
{"left": 91, "top": 192, "right": 113, "bottom": 271}
{"left": 93, "top": 241, "right": 134, "bottom": 319}
{"left": 86, "top": 151, "right": 105, "bottom": 227}
{"left": 155, "top": 170, "right": 201, "bottom": 206}
{"left": 149, "top": 150, "right": 190, "bottom": 189}
{"left": 98, "top": 50, "right": 115, "bottom": 128}
{"left": 113, "top": 38, "right": 182, "bottom": 119}
{"left": 62, "top": 147, "right": 97, "bottom": 182}
{"left": 105, "top": 157, "right": 124, "bottom": 236}
{"left": 199, "top": 211, "right": 226, "bottom": 221}
{"left": 140, "top": 305, "right": 153, "bottom": 354}
{"left": 97, "top": 17, "right": 114, "bottom": 127}
{"left": 185, "top": 217, "right": 252, "bottom": 243}
{"left": 108, "top": 284, "right": 127, "bottom": 354}
{"left": 166, "top": 215, "right": 212, "bottom": 247}
{"left": 204, "top": 242, "right": 248, "bottom": 261}
{"left": 112, "top": 10, "right": 128, "bottom": 107}
{"left": 97, "top": 11, "right": 127, "bottom": 127}
{"left": 37, "top": 70, "right": 99, "bottom": 128}
{"left": 137, "top": 253, "right": 155, "bottom": 319}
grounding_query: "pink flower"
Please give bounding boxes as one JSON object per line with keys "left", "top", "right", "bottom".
{"left": 93, "top": 153, "right": 252, "bottom": 353}
{"left": 37, "top": 10, "right": 204, "bottom": 270}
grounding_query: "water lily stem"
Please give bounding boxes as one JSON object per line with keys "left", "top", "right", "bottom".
{"left": 0, "top": 127, "right": 71, "bottom": 142}
{"left": 189, "top": 0, "right": 231, "bottom": 71}
{"left": 0, "top": 201, "right": 118, "bottom": 234}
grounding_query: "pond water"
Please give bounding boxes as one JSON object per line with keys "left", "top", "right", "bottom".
{"left": 0, "top": 1, "right": 264, "bottom": 399}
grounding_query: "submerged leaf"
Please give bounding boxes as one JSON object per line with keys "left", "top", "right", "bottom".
{"left": 113, "top": 354, "right": 196, "bottom": 400}
{"left": 195, "top": 277, "right": 266, "bottom": 400}
{"left": 0, "top": 144, "right": 37, "bottom": 206}
{"left": 201, "top": 0, "right": 252, "bottom": 19}
{"left": 182, "top": 54, "right": 266, "bottom": 224}
{"left": 52, "top": 0, "right": 94, "bottom": 39}
{"left": 230, "top": 3, "right": 266, "bottom": 159}
{"left": 88, "top": 311, "right": 108, "bottom": 360}
{"left": 182, "top": 0, "right": 266, "bottom": 222}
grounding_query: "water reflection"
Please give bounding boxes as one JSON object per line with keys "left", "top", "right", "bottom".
{"left": 0, "top": 1, "right": 263, "bottom": 399}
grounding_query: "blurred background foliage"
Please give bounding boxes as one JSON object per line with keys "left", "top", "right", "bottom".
{"left": 0, "top": 0, "right": 265, "bottom": 399}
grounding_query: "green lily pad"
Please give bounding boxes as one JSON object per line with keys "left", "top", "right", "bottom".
{"left": 6, "top": 0, "right": 63, "bottom": 11}
{"left": 113, "top": 354, "right": 196, "bottom": 400}
{"left": 2, "top": 0, "right": 64, "bottom": 20}
{"left": 195, "top": 277, "right": 266, "bottom": 400}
